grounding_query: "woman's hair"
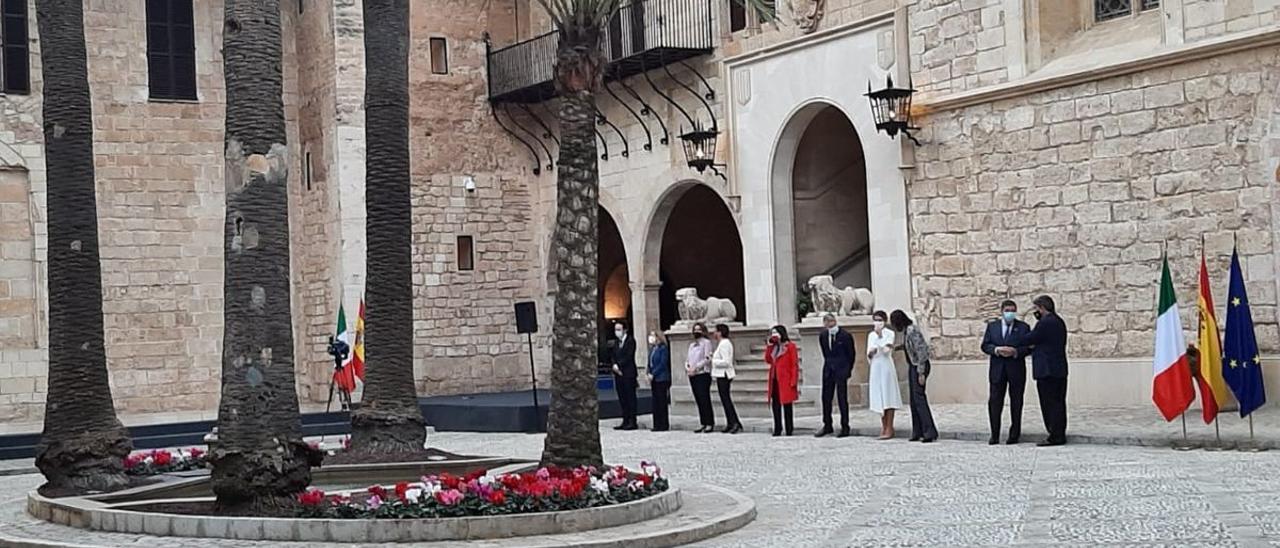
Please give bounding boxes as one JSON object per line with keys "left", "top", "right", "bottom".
{"left": 692, "top": 322, "right": 707, "bottom": 334}
{"left": 771, "top": 325, "right": 790, "bottom": 342}
{"left": 1033, "top": 294, "right": 1056, "bottom": 313}
{"left": 872, "top": 310, "right": 888, "bottom": 322}
{"left": 715, "top": 323, "right": 731, "bottom": 339}
{"left": 650, "top": 331, "right": 668, "bottom": 346}
{"left": 890, "top": 310, "right": 913, "bottom": 331}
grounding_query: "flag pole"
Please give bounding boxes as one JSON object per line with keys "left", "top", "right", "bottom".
{"left": 1205, "top": 415, "right": 1230, "bottom": 451}
{"left": 1240, "top": 414, "right": 1268, "bottom": 452}
{"left": 1173, "top": 411, "right": 1196, "bottom": 450}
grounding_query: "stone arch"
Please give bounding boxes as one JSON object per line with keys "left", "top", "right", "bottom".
{"left": 769, "top": 99, "right": 871, "bottom": 324}
{"left": 597, "top": 203, "right": 631, "bottom": 338}
{"left": 640, "top": 180, "right": 745, "bottom": 331}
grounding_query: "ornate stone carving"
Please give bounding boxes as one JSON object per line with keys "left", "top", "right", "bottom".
{"left": 675, "top": 287, "right": 738, "bottom": 325}
{"left": 789, "top": 0, "right": 825, "bottom": 34}
{"left": 806, "top": 275, "right": 874, "bottom": 317}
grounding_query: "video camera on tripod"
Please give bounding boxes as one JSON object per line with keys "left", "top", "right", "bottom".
{"left": 326, "top": 335, "right": 353, "bottom": 412}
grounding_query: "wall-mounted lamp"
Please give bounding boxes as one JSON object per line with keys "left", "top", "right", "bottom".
{"left": 679, "top": 121, "right": 726, "bottom": 179}
{"left": 865, "top": 75, "right": 921, "bottom": 146}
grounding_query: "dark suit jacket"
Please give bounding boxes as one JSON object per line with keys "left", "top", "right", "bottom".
{"left": 612, "top": 335, "right": 638, "bottom": 379}
{"left": 980, "top": 319, "right": 1031, "bottom": 384}
{"left": 1025, "top": 312, "right": 1069, "bottom": 380}
{"left": 819, "top": 329, "right": 856, "bottom": 380}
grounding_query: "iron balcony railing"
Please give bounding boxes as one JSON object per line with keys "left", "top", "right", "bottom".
{"left": 487, "top": 0, "right": 715, "bottom": 103}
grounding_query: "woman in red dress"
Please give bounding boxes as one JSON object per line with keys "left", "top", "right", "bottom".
{"left": 765, "top": 325, "right": 800, "bottom": 436}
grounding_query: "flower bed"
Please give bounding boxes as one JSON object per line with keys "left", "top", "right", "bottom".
{"left": 123, "top": 448, "right": 210, "bottom": 476}
{"left": 296, "top": 461, "right": 668, "bottom": 519}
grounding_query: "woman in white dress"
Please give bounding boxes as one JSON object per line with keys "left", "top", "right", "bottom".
{"left": 867, "top": 310, "right": 903, "bottom": 439}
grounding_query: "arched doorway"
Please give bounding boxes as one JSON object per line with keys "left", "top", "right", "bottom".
{"left": 644, "top": 184, "right": 745, "bottom": 331}
{"left": 771, "top": 103, "right": 871, "bottom": 323}
{"left": 598, "top": 205, "right": 631, "bottom": 356}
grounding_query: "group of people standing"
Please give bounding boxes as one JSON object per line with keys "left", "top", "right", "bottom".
{"left": 610, "top": 294, "right": 1069, "bottom": 447}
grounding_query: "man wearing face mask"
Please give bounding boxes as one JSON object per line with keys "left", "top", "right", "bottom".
{"left": 816, "top": 313, "right": 856, "bottom": 438}
{"left": 611, "top": 322, "right": 639, "bottom": 431}
{"left": 981, "top": 300, "right": 1032, "bottom": 445}
{"left": 1024, "top": 295, "right": 1069, "bottom": 446}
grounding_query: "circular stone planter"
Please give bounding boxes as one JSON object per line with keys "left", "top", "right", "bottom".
{"left": 27, "top": 486, "right": 683, "bottom": 543}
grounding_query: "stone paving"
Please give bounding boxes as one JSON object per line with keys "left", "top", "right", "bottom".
{"left": 4, "top": 423, "right": 1280, "bottom": 546}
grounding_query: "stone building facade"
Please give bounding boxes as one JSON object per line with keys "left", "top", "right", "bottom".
{"left": 1, "top": 0, "right": 1279, "bottom": 429}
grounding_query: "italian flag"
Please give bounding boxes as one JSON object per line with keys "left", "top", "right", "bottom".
{"left": 334, "top": 303, "right": 356, "bottom": 392}
{"left": 1153, "top": 255, "right": 1196, "bottom": 421}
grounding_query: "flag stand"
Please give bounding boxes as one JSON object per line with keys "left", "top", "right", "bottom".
{"left": 1239, "top": 414, "right": 1268, "bottom": 452}
{"left": 1204, "top": 416, "right": 1231, "bottom": 451}
{"left": 1173, "top": 412, "right": 1197, "bottom": 451}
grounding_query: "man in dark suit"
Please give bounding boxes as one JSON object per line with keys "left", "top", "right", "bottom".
{"left": 816, "top": 314, "right": 857, "bottom": 438}
{"left": 611, "top": 322, "right": 639, "bottom": 430}
{"left": 981, "top": 300, "right": 1031, "bottom": 445}
{"left": 1024, "top": 295, "right": 1069, "bottom": 446}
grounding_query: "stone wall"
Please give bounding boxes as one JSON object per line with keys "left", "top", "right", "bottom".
{"left": 1184, "top": 0, "right": 1280, "bottom": 42}
{"left": 407, "top": 1, "right": 550, "bottom": 395}
{"left": 909, "top": 45, "right": 1280, "bottom": 361}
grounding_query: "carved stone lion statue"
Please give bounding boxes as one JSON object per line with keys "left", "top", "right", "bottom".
{"left": 675, "top": 287, "right": 738, "bottom": 324}
{"left": 806, "top": 275, "right": 874, "bottom": 317}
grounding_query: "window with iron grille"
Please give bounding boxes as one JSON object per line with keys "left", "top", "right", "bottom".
{"left": 1095, "top": 0, "right": 1159, "bottom": 22}
{"left": 0, "top": 0, "right": 29, "bottom": 95}
{"left": 146, "top": 0, "right": 197, "bottom": 101}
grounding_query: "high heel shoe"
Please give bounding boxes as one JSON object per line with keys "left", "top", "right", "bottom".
{"left": 729, "top": 423, "right": 743, "bottom": 434}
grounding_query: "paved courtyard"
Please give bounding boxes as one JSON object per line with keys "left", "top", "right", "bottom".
{"left": 4, "top": 424, "right": 1280, "bottom": 546}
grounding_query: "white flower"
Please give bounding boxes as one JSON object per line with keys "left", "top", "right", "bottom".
{"left": 143, "top": 456, "right": 154, "bottom": 465}
{"left": 591, "top": 477, "right": 610, "bottom": 494}
{"left": 404, "top": 488, "right": 423, "bottom": 502}
{"left": 628, "top": 480, "right": 644, "bottom": 492}
{"left": 420, "top": 481, "right": 441, "bottom": 498}
{"left": 478, "top": 474, "right": 496, "bottom": 487}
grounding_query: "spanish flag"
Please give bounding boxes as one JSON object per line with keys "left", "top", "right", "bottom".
{"left": 1152, "top": 254, "right": 1195, "bottom": 421}
{"left": 352, "top": 299, "right": 366, "bottom": 381}
{"left": 1195, "top": 250, "right": 1228, "bottom": 423}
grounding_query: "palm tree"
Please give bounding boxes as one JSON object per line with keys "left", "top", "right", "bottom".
{"left": 210, "top": 0, "right": 320, "bottom": 511}
{"left": 33, "top": 0, "right": 133, "bottom": 495}
{"left": 534, "top": 0, "right": 772, "bottom": 468}
{"left": 349, "top": 0, "right": 427, "bottom": 453}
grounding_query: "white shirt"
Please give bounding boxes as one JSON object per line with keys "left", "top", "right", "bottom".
{"left": 711, "top": 339, "right": 735, "bottom": 379}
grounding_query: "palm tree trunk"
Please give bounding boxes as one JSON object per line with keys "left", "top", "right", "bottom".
{"left": 349, "top": 0, "right": 426, "bottom": 453}
{"left": 211, "top": 0, "right": 319, "bottom": 511}
{"left": 540, "top": 35, "right": 606, "bottom": 466}
{"left": 33, "top": 0, "right": 132, "bottom": 495}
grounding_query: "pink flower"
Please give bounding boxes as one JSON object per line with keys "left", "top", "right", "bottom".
{"left": 366, "top": 494, "right": 383, "bottom": 510}
{"left": 189, "top": 447, "right": 205, "bottom": 459}
{"left": 435, "top": 489, "right": 464, "bottom": 506}
{"left": 535, "top": 467, "right": 550, "bottom": 480}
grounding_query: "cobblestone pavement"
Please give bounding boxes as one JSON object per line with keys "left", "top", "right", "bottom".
{"left": 4, "top": 424, "right": 1280, "bottom": 547}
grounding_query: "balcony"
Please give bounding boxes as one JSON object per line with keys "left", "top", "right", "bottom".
{"left": 487, "top": 0, "right": 715, "bottom": 104}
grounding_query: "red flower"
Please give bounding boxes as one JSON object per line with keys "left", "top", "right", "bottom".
{"left": 342, "top": 436, "right": 351, "bottom": 449}
{"left": 637, "top": 474, "right": 653, "bottom": 487}
{"left": 394, "top": 482, "right": 410, "bottom": 501}
{"left": 368, "top": 485, "right": 387, "bottom": 500}
{"left": 439, "top": 473, "right": 462, "bottom": 491}
{"left": 153, "top": 451, "right": 173, "bottom": 466}
{"left": 486, "top": 490, "right": 507, "bottom": 506}
{"left": 189, "top": 448, "right": 204, "bottom": 459}
{"left": 464, "top": 469, "right": 487, "bottom": 483}
{"left": 298, "top": 489, "right": 326, "bottom": 506}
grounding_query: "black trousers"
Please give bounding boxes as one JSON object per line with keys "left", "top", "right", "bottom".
{"left": 821, "top": 373, "right": 850, "bottom": 429}
{"left": 770, "top": 377, "right": 793, "bottom": 434}
{"left": 614, "top": 375, "right": 638, "bottom": 427}
{"left": 651, "top": 380, "right": 671, "bottom": 430}
{"left": 908, "top": 365, "right": 938, "bottom": 441}
{"left": 690, "top": 373, "right": 715, "bottom": 427}
{"left": 989, "top": 374, "right": 1026, "bottom": 440}
{"left": 1036, "top": 376, "right": 1068, "bottom": 443}
{"left": 716, "top": 377, "right": 740, "bottom": 427}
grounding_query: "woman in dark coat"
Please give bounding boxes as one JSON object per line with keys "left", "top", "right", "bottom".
{"left": 765, "top": 325, "right": 800, "bottom": 436}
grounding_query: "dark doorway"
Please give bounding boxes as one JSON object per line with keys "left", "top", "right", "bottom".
{"left": 656, "top": 185, "right": 745, "bottom": 331}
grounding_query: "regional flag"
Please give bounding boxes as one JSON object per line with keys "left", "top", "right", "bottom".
{"left": 352, "top": 298, "right": 366, "bottom": 381}
{"left": 333, "top": 303, "right": 356, "bottom": 392}
{"left": 1194, "top": 250, "right": 1228, "bottom": 423}
{"left": 1222, "top": 247, "right": 1266, "bottom": 417}
{"left": 1153, "top": 254, "right": 1196, "bottom": 421}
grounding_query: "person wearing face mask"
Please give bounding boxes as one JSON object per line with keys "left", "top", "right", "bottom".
{"left": 764, "top": 325, "right": 799, "bottom": 436}
{"left": 711, "top": 323, "right": 743, "bottom": 434}
{"left": 685, "top": 322, "right": 717, "bottom": 433}
{"left": 647, "top": 331, "right": 671, "bottom": 432}
{"left": 816, "top": 313, "right": 856, "bottom": 438}
{"left": 1024, "top": 295, "right": 1069, "bottom": 446}
{"left": 892, "top": 310, "right": 937, "bottom": 443}
{"left": 981, "top": 300, "right": 1032, "bottom": 445}
{"left": 867, "top": 310, "right": 903, "bottom": 440}
{"left": 611, "top": 322, "right": 639, "bottom": 431}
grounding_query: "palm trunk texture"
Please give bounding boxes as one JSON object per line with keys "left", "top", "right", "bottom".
{"left": 33, "top": 0, "right": 133, "bottom": 495}
{"left": 540, "top": 26, "right": 607, "bottom": 468}
{"left": 211, "top": 0, "right": 320, "bottom": 511}
{"left": 349, "top": 0, "right": 427, "bottom": 453}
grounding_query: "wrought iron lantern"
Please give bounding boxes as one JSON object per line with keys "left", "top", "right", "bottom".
{"left": 679, "top": 121, "right": 726, "bottom": 178}
{"left": 865, "top": 75, "right": 921, "bottom": 145}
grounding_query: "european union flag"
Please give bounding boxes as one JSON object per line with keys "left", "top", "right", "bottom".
{"left": 1222, "top": 247, "right": 1266, "bottom": 417}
